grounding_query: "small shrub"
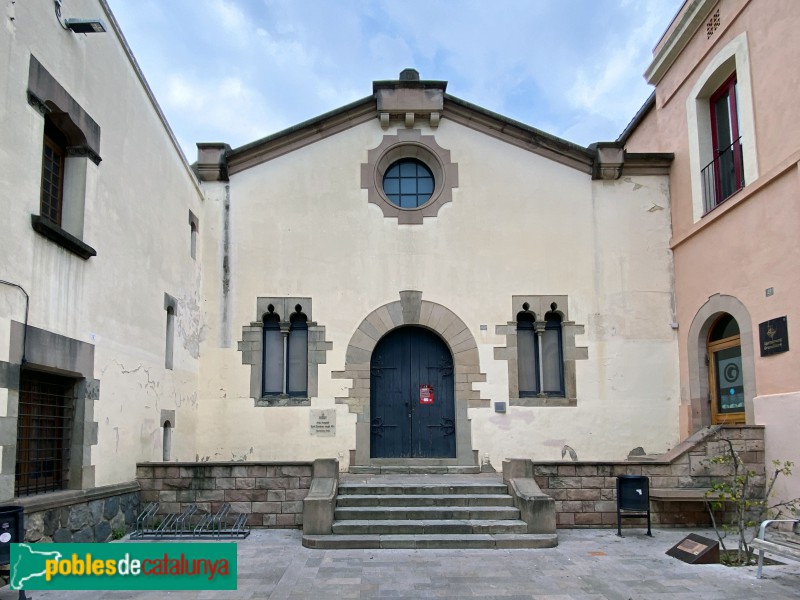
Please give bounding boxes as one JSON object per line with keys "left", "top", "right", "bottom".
{"left": 704, "top": 436, "right": 799, "bottom": 566}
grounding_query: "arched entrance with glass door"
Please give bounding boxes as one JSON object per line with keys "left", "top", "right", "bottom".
{"left": 707, "top": 314, "right": 745, "bottom": 424}
{"left": 687, "top": 294, "right": 756, "bottom": 433}
{"left": 370, "top": 326, "right": 456, "bottom": 458}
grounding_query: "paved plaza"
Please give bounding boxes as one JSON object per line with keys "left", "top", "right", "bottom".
{"left": 2, "top": 527, "right": 798, "bottom": 599}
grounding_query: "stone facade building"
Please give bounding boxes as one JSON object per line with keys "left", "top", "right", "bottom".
{"left": 1, "top": 0, "right": 795, "bottom": 537}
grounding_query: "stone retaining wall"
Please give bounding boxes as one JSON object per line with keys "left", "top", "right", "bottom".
{"left": 136, "top": 462, "right": 313, "bottom": 528}
{"left": 529, "top": 426, "right": 765, "bottom": 528}
{"left": 11, "top": 482, "right": 140, "bottom": 543}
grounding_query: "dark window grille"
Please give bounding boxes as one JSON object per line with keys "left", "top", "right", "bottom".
{"left": 15, "top": 371, "right": 75, "bottom": 497}
{"left": 40, "top": 119, "right": 67, "bottom": 226}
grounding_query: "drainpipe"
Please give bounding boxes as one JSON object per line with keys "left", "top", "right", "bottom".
{"left": 0, "top": 280, "right": 29, "bottom": 376}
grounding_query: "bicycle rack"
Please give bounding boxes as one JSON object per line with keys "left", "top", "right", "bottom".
{"left": 131, "top": 502, "right": 250, "bottom": 540}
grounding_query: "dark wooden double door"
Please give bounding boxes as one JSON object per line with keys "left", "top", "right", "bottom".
{"left": 370, "top": 326, "right": 456, "bottom": 458}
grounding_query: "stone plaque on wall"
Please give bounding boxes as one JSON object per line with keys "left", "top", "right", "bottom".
{"left": 759, "top": 316, "right": 789, "bottom": 356}
{"left": 309, "top": 409, "right": 336, "bottom": 437}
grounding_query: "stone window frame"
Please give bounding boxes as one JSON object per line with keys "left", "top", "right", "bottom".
{"left": 27, "top": 56, "right": 100, "bottom": 260}
{"left": 0, "top": 322, "right": 99, "bottom": 501}
{"left": 238, "top": 297, "right": 332, "bottom": 407}
{"left": 360, "top": 129, "right": 458, "bottom": 224}
{"left": 495, "top": 295, "right": 588, "bottom": 407}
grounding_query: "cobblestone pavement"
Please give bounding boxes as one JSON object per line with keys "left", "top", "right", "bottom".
{"left": 2, "top": 528, "right": 798, "bottom": 599}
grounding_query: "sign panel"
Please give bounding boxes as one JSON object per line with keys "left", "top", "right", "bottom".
{"left": 309, "top": 410, "right": 336, "bottom": 437}
{"left": 419, "top": 385, "right": 434, "bottom": 405}
{"left": 759, "top": 316, "right": 789, "bottom": 356}
{"left": 666, "top": 534, "right": 720, "bottom": 564}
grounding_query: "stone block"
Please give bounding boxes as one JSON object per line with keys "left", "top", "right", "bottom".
{"left": 276, "top": 513, "right": 296, "bottom": 527}
{"left": 574, "top": 512, "right": 602, "bottom": 525}
{"left": 281, "top": 465, "right": 312, "bottom": 477}
{"left": 642, "top": 465, "right": 672, "bottom": 476}
{"left": 136, "top": 466, "right": 152, "bottom": 479}
{"left": 252, "top": 502, "right": 281, "bottom": 514}
{"left": 561, "top": 501, "right": 583, "bottom": 512}
{"left": 566, "top": 488, "right": 600, "bottom": 501}
{"left": 225, "top": 489, "right": 259, "bottom": 502}
{"left": 159, "top": 491, "right": 177, "bottom": 502}
{"left": 228, "top": 502, "right": 251, "bottom": 515}
{"left": 551, "top": 477, "right": 582, "bottom": 489}
{"left": 246, "top": 465, "right": 268, "bottom": 477}
{"left": 262, "top": 514, "right": 277, "bottom": 527}
{"left": 580, "top": 477, "right": 605, "bottom": 488}
{"left": 211, "top": 466, "right": 232, "bottom": 478}
{"left": 216, "top": 478, "right": 236, "bottom": 489}
{"left": 257, "top": 477, "right": 291, "bottom": 490}
{"left": 285, "top": 489, "right": 309, "bottom": 502}
{"left": 236, "top": 477, "right": 256, "bottom": 489}
{"left": 594, "top": 501, "right": 617, "bottom": 513}
{"left": 266, "top": 490, "right": 286, "bottom": 502}
{"left": 67, "top": 505, "right": 92, "bottom": 532}
{"left": 94, "top": 521, "right": 111, "bottom": 543}
{"left": 281, "top": 501, "right": 304, "bottom": 514}
{"left": 650, "top": 476, "right": 679, "bottom": 488}
{"left": 73, "top": 527, "right": 94, "bottom": 543}
{"left": 745, "top": 439, "right": 765, "bottom": 451}
{"left": 597, "top": 465, "right": 612, "bottom": 477}
{"left": 575, "top": 466, "right": 597, "bottom": 477}
{"left": 557, "top": 513, "right": 574, "bottom": 526}
{"left": 601, "top": 512, "right": 618, "bottom": 525}
{"left": 196, "top": 490, "right": 224, "bottom": 502}
{"left": 533, "top": 465, "right": 558, "bottom": 477}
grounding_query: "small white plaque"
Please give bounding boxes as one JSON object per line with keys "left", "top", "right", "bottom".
{"left": 310, "top": 409, "right": 336, "bottom": 437}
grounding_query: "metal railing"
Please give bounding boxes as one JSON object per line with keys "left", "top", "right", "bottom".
{"left": 701, "top": 137, "right": 744, "bottom": 213}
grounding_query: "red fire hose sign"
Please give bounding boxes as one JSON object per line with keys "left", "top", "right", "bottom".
{"left": 420, "top": 385, "right": 434, "bottom": 404}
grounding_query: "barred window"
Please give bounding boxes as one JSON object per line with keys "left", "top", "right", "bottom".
{"left": 15, "top": 371, "right": 75, "bottom": 497}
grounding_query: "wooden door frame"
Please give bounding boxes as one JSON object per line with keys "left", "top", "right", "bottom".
{"left": 708, "top": 334, "right": 745, "bottom": 425}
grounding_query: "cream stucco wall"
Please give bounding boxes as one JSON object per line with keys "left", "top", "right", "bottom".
{"left": 196, "top": 117, "right": 680, "bottom": 467}
{"left": 0, "top": 0, "right": 204, "bottom": 499}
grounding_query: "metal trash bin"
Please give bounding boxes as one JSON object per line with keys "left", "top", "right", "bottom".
{"left": 616, "top": 475, "right": 652, "bottom": 537}
{"left": 0, "top": 506, "right": 24, "bottom": 567}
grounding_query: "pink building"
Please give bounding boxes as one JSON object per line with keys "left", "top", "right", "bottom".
{"left": 623, "top": 0, "right": 800, "bottom": 501}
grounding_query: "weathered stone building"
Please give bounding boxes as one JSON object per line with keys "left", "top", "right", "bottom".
{"left": 1, "top": 0, "right": 795, "bottom": 539}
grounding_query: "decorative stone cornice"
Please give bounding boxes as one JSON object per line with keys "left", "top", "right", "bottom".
{"left": 373, "top": 69, "right": 447, "bottom": 129}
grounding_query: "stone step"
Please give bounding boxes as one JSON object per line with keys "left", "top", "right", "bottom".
{"left": 335, "top": 506, "right": 520, "bottom": 521}
{"left": 303, "top": 533, "right": 558, "bottom": 550}
{"left": 349, "top": 466, "right": 481, "bottom": 475}
{"left": 338, "top": 483, "right": 509, "bottom": 496}
{"left": 331, "top": 519, "right": 528, "bottom": 535}
{"left": 336, "top": 493, "right": 515, "bottom": 507}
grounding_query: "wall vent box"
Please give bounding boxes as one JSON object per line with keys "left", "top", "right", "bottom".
{"left": 494, "top": 402, "right": 506, "bottom": 413}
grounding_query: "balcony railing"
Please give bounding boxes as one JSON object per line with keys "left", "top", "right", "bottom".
{"left": 701, "top": 137, "right": 744, "bottom": 213}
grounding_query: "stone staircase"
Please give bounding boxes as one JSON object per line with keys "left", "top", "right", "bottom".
{"left": 302, "top": 475, "right": 558, "bottom": 549}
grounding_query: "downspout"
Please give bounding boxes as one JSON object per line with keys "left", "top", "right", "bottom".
{"left": 0, "top": 280, "right": 29, "bottom": 376}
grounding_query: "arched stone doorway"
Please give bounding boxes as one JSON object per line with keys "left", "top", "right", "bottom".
{"left": 333, "top": 291, "right": 487, "bottom": 467}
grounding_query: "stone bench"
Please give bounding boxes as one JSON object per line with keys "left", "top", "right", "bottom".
{"left": 751, "top": 519, "right": 800, "bottom": 578}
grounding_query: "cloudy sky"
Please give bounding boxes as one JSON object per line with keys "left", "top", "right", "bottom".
{"left": 104, "top": 0, "right": 682, "bottom": 161}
